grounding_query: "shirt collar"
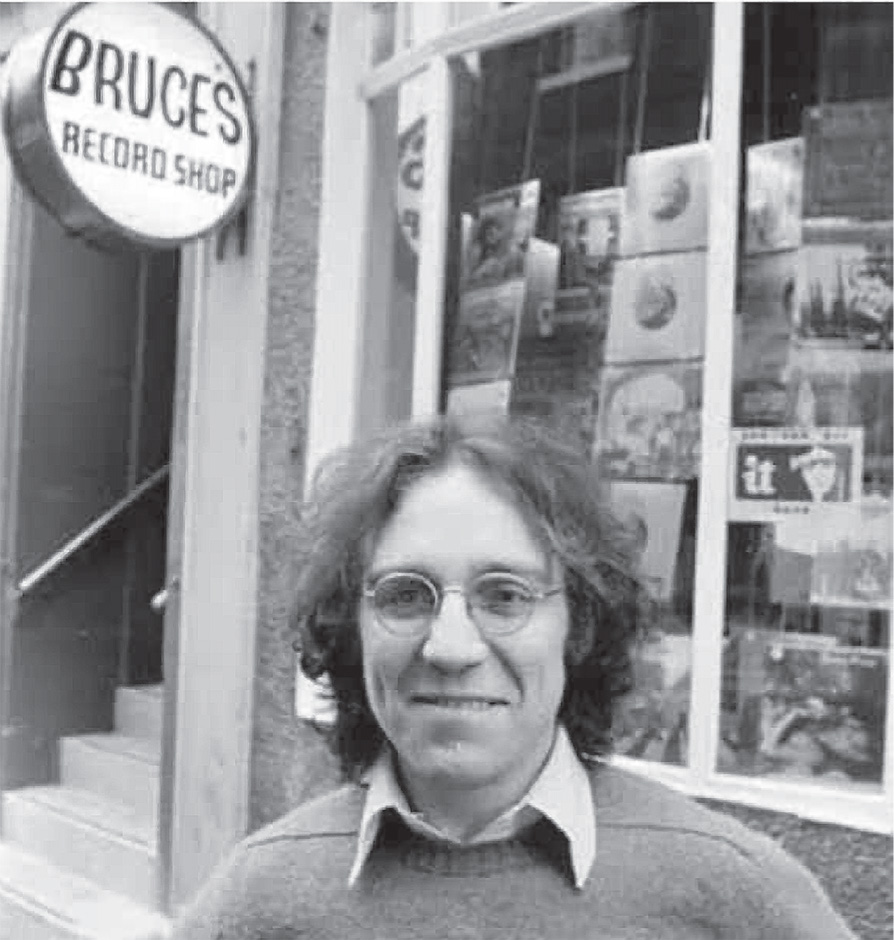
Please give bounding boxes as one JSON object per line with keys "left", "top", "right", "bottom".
{"left": 348, "top": 725, "right": 595, "bottom": 889}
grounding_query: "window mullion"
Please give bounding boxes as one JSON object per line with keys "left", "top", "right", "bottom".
{"left": 687, "top": 1, "right": 744, "bottom": 787}
{"left": 412, "top": 54, "right": 453, "bottom": 418}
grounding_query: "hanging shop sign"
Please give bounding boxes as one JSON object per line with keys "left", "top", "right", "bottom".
{"left": 2, "top": 2, "right": 255, "bottom": 248}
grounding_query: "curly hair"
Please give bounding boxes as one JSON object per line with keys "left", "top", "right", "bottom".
{"left": 294, "top": 413, "right": 650, "bottom": 781}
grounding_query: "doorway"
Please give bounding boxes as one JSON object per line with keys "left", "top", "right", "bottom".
{"left": 0, "top": 197, "right": 179, "bottom": 789}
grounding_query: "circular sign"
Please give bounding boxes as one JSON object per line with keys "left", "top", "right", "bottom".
{"left": 2, "top": 3, "right": 255, "bottom": 248}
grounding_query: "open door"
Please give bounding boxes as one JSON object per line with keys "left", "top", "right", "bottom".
{"left": 0, "top": 195, "right": 178, "bottom": 789}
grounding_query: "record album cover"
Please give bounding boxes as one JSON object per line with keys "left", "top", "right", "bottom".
{"left": 594, "top": 361, "right": 703, "bottom": 480}
{"left": 446, "top": 280, "right": 526, "bottom": 387}
{"left": 745, "top": 138, "right": 804, "bottom": 255}
{"left": 460, "top": 180, "right": 541, "bottom": 292}
{"left": 555, "top": 187, "right": 622, "bottom": 327}
{"left": 605, "top": 252, "right": 707, "bottom": 364}
{"left": 796, "top": 220, "right": 892, "bottom": 349}
{"left": 620, "top": 142, "right": 710, "bottom": 256}
{"left": 756, "top": 638, "right": 887, "bottom": 784}
{"left": 607, "top": 481, "right": 687, "bottom": 600}
{"left": 733, "top": 251, "right": 799, "bottom": 425}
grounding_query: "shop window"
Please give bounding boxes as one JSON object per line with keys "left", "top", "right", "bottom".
{"left": 719, "top": 3, "right": 892, "bottom": 791}
{"left": 438, "top": 4, "right": 715, "bottom": 768}
{"left": 314, "top": 3, "right": 892, "bottom": 826}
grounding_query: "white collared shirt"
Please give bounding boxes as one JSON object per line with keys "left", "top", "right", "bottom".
{"left": 348, "top": 725, "right": 596, "bottom": 889}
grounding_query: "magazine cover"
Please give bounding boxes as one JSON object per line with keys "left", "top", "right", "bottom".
{"left": 607, "top": 481, "right": 687, "bottom": 601}
{"left": 604, "top": 252, "right": 707, "bottom": 364}
{"left": 620, "top": 141, "right": 710, "bottom": 256}
{"left": 756, "top": 638, "right": 888, "bottom": 784}
{"left": 555, "top": 187, "right": 622, "bottom": 327}
{"left": 786, "top": 343, "right": 893, "bottom": 496}
{"left": 804, "top": 100, "right": 893, "bottom": 221}
{"left": 594, "top": 361, "right": 703, "bottom": 480}
{"left": 733, "top": 251, "right": 799, "bottom": 425}
{"left": 745, "top": 138, "right": 804, "bottom": 255}
{"left": 460, "top": 180, "right": 541, "bottom": 293}
{"left": 796, "top": 219, "right": 893, "bottom": 349}
{"left": 446, "top": 280, "right": 526, "bottom": 388}
{"left": 728, "top": 426, "right": 864, "bottom": 523}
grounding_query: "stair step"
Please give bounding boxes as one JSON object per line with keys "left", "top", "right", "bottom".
{"left": 3, "top": 786, "right": 156, "bottom": 908}
{"left": 0, "top": 843, "right": 170, "bottom": 939}
{"left": 114, "top": 686, "right": 164, "bottom": 741}
{"left": 60, "top": 734, "right": 159, "bottom": 825}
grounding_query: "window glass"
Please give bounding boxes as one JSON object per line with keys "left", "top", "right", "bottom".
{"left": 439, "top": 4, "right": 714, "bottom": 767}
{"left": 719, "top": 3, "right": 892, "bottom": 790}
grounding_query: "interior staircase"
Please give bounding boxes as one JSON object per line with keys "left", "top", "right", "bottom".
{"left": 0, "top": 685, "right": 171, "bottom": 939}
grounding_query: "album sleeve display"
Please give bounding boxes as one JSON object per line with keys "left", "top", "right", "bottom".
{"left": 620, "top": 142, "right": 711, "bottom": 256}
{"left": 604, "top": 252, "right": 707, "bottom": 364}
{"left": 594, "top": 361, "right": 703, "bottom": 481}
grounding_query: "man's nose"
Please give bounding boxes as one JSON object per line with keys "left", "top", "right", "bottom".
{"left": 420, "top": 591, "right": 489, "bottom": 670}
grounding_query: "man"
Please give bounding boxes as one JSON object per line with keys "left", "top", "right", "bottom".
{"left": 173, "top": 415, "right": 856, "bottom": 939}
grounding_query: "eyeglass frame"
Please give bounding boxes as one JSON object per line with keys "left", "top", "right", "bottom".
{"left": 361, "top": 569, "right": 565, "bottom": 638}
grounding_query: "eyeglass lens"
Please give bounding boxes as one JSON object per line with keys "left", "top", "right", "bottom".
{"left": 371, "top": 572, "right": 537, "bottom": 633}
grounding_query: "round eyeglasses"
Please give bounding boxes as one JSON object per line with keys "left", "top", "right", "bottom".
{"left": 362, "top": 570, "right": 564, "bottom": 638}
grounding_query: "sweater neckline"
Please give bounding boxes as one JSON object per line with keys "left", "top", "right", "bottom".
{"left": 377, "top": 812, "right": 572, "bottom": 879}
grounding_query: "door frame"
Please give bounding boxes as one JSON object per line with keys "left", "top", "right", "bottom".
{"left": 158, "top": 1, "right": 286, "bottom": 914}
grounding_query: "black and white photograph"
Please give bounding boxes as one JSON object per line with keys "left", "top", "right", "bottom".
{"left": 0, "top": 3, "right": 889, "bottom": 939}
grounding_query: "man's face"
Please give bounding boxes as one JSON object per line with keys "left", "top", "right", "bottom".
{"left": 360, "top": 462, "right": 568, "bottom": 803}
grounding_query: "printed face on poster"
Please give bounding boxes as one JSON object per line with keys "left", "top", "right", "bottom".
{"left": 729, "top": 427, "right": 864, "bottom": 522}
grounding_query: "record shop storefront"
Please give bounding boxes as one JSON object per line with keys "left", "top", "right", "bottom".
{"left": 301, "top": 0, "right": 894, "bottom": 841}
{"left": 0, "top": 0, "right": 892, "bottom": 921}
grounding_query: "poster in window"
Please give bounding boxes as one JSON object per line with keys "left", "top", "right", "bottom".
{"left": 604, "top": 252, "right": 707, "bottom": 364}
{"left": 754, "top": 638, "right": 887, "bottom": 785}
{"left": 745, "top": 138, "right": 804, "bottom": 256}
{"left": 804, "top": 100, "right": 893, "bottom": 221}
{"left": 728, "top": 426, "right": 864, "bottom": 523}
{"left": 555, "top": 187, "right": 622, "bottom": 328}
{"left": 796, "top": 220, "right": 893, "bottom": 350}
{"left": 594, "top": 362, "right": 702, "bottom": 481}
{"left": 460, "top": 180, "right": 541, "bottom": 293}
{"left": 446, "top": 280, "right": 526, "bottom": 388}
{"left": 607, "top": 481, "right": 687, "bottom": 601}
{"left": 620, "top": 142, "right": 710, "bottom": 256}
{"left": 733, "top": 251, "right": 799, "bottom": 425}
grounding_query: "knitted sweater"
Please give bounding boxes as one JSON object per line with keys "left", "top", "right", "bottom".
{"left": 173, "top": 763, "right": 856, "bottom": 939}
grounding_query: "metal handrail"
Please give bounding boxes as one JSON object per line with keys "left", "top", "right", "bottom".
{"left": 16, "top": 464, "right": 170, "bottom": 598}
